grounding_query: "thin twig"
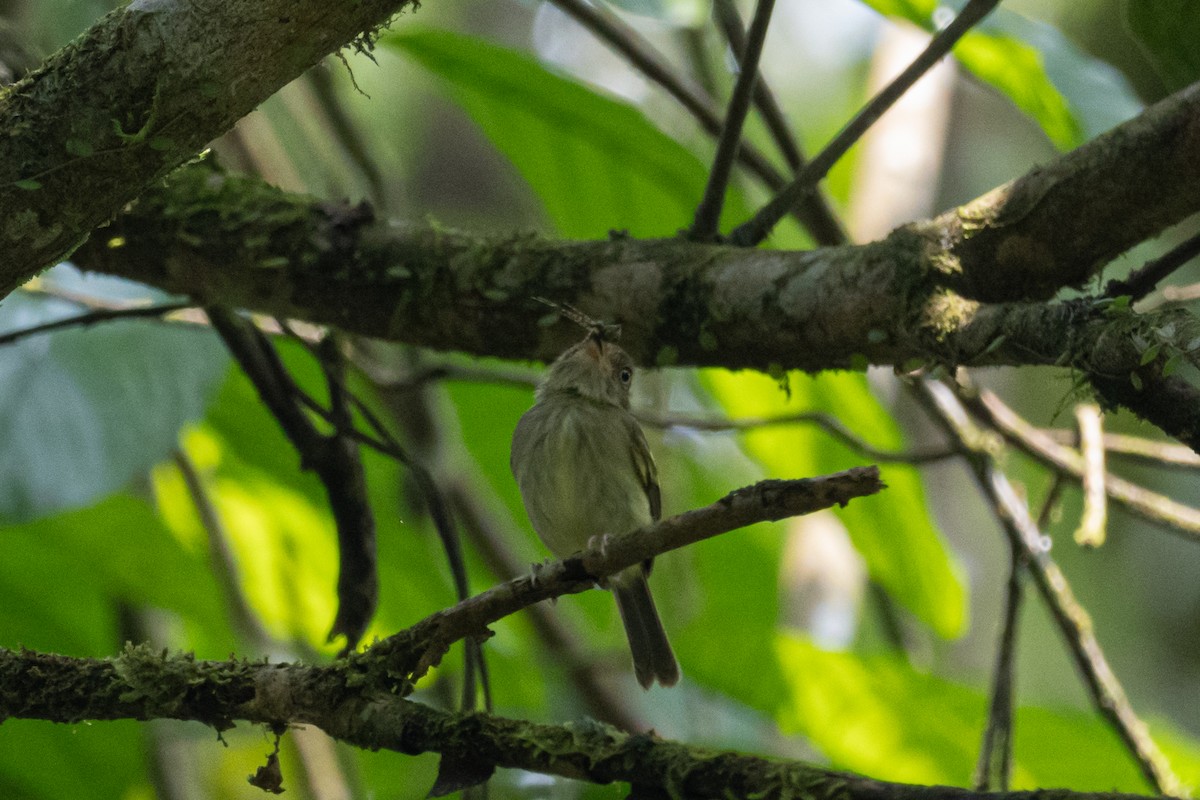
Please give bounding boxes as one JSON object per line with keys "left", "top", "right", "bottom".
{"left": 973, "top": 539, "right": 1023, "bottom": 791}
{"left": 206, "top": 308, "right": 379, "bottom": 652}
{"left": 729, "top": 0, "right": 1002, "bottom": 247}
{"left": 915, "top": 378, "right": 1183, "bottom": 796}
{"left": 636, "top": 409, "right": 956, "bottom": 464}
{"left": 306, "top": 61, "right": 388, "bottom": 210}
{"left": 711, "top": 0, "right": 806, "bottom": 176}
{"left": 1043, "top": 429, "right": 1200, "bottom": 469}
{"left": 547, "top": 0, "right": 845, "bottom": 246}
{"left": 1073, "top": 404, "right": 1107, "bottom": 548}
{"left": 962, "top": 385, "right": 1200, "bottom": 540}
{"left": 689, "top": 0, "right": 777, "bottom": 241}
{"left": 1105, "top": 230, "right": 1200, "bottom": 301}
{"left": 0, "top": 301, "right": 191, "bottom": 347}
{"left": 359, "top": 362, "right": 952, "bottom": 465}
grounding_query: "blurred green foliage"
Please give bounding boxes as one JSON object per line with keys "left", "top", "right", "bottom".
{"left": 1125, "top": 0, "right": 1200, "bottom": 91}
{"left": 0, "top": 2, "right": 1197, "bottom": 799}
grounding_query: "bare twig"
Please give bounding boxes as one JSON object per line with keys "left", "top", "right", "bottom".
{"left": 973, "top": 540, "right": 1023, "bottom": 791}
{"left": 636, "top": 409, "right": 956, "bottom": 464}
{"left": 546, "top": 0, "right": 845, "bottom": 246}
{"left": 306, "top": 61, "right": 388, "bottom": 210}
{"left": 206, "top": 307, "right": 379, "bottom": 652}
{"left": 1105, "top": 230, "right": 1200, "bottom": 301}
{"left": 915, "top": 379, "right": 1183, "bottom": 796}
{"left": 367, "top": 469, "right": 885, "bottom": 682}
{"left": 1043, "top": 429, "right": 1200, "bottom": 469}
{"left": 963, "top": 386, "right": 1200, "bottom": 540}
{"left": 1073, "top": 404, "right": 1107, "bottom": 548}
{"left": 729, "top": 0, "right": 1002, "bottom": 246}
{"left": 0, "top": 301, "right": 191, "bottom": 347}
{"left": 689, "top": 0, "right": 777, "bottom": 241}
{"left": 711, "top": 0, "right": 806, "bottom": 176}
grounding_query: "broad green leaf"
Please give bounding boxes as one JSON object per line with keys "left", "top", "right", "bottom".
{"left": 0, "top": 720, "right": 146, "bottom": 800}
{"left": 859, "top": 2, "right": 1088, "bottom": 148}
{"left": 0, "top": 493, "right": 233, "bottom": 800}
{"left": 776, "top": 635, "right": 1200, "bottom": 791}
{"left": 384, "top": 28, "right": 749, "bottom": 238}
{"left": 1127, "top": 0, "right": 1200, "bottom": 91}
{"left": 703, "top": 369, "right": 966, "bottom": 639}
{"left": 987, "top": 10, "right": 1140, "bottom": 137}
{"left": 0, "top": 281, "right": 228, "bottom": 522}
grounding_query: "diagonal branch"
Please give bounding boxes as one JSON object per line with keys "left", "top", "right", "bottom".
{"left": 915, "top": 379, "right": 1183, "bottom": 796}
{"left": 962, "top": 387, "right": 1200, "bottom": 537}
{"left": 546, "top": 0, "right": 845, "bottom": 246}
{"left": 729, "top": 0, "right": 1002, "bottom": 247}
{"left": 366, "top": 469, "right": 884, "bottom": 683}
{"left": 688, "top": 0, "right": 777, "bottom": 241}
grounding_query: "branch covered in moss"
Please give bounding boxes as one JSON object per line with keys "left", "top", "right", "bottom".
{"left": 0, "top": 645, "right": 1170, "bottom": 800}
{"left": 71, "top": 163, "right": 1200, "bottom": 377}
{"left": 0, "top": 0, "right": 418, "bottom": 294}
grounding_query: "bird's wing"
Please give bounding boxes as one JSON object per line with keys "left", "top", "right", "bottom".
{"left": 628, "top": 416, "right": 661, "bottom": 521}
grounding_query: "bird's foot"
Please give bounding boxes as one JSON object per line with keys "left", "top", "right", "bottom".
{"left": 528, "top": 558, "right": 555, "bottom": 589}
{"left": 586, "top": 533, "right": 614, "bottom": 557}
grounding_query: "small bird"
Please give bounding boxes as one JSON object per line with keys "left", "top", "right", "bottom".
{"left": 510, "top": 324, "right": 680, "bottom": 689}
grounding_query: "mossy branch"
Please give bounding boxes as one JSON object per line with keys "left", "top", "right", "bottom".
{"left": 0, "top": 644, "right": 1173, "bottom": 800}
{"left": 0, "top": 0, "right": 418, "bottom": 295}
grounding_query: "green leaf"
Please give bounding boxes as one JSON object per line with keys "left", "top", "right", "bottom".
{"left": 1127, "top": 0, "right": 1200, "bottom": 91}
{"left": 703, "top": 369, "right": 967, "bottom": 639}
{"left": 776, "top": 635, "right": 1200, "bottom": 790}
{"left": 858, "top": 4, "right": 1141, "bottom": 147}
{"left": 191, "top": 340, "right": 465, "bottom": 652}
{"left": 0, "top": 494, "right": 226, "bottom": 799}
{"left": 0, "top": 285, "right": 228, "bottom": 522}
{"left": 383, "top": 28, "right": 748, "bottom": 238}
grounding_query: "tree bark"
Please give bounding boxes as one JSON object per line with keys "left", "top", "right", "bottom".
{"left": 0, "top": 0, "right": 417, "bottom": 294}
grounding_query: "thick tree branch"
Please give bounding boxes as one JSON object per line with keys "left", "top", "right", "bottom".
{"left": 69, "top": 165, "right": 1200, "bottom": 378}
{"left": 934, "top": 80, "right": 1200, "bottom": 301}
{"left": 0, "top": 0, "right": 417, "bottom": 294}
{"left": 0, "top": 644, "right": 1169, "bottom": 800}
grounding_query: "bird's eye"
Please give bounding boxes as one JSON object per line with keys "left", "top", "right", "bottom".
{"left": 619, "top": 367, "right": 632, "bottom": 384}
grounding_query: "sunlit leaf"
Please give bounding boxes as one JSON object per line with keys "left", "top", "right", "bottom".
{"left": 703, "top": 369, "right": 966, "bottom": 639}
{"left": 776, "top": 635, "right": 1200, "bottom": 791}
{"left": 856, "top": 2, "right": 1145, "bottom": 148}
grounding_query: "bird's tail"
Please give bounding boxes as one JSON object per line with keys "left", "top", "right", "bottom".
{"left": 612, "top": 567, "right": 680, "bottom": 689}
